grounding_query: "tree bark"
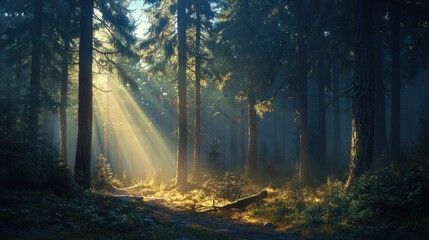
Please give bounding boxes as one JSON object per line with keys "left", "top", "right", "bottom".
{"left": 28, "top": 0, "right": 43, "bottom": 163}
{"left": 59, "top": 10, "right": 70, "bottom": 165}
{"left": 390, "top": 3, "right": 401, "bottom": 164}
{"left": 221, "top": 190, "right": 267, "bottom": 209}
{"left": 240, "top": 106, "right": 246, "bottom": 171}
{"left": 247, "top": 87, "right": 257, "bottom": 175}
{"left": 176, "top": 0, "right": 188, "bottom": 186}
{"left": 297, "top": 9, "right": 308, "bottom": 182}
{"left": 103, "top": 93, "right": 109, "bottom": 160}
{"left": 346, "top": 0, "right": 375, "bottom": 188}
{"left": 317, "top": 57, "right": 327, "bottom": 180}
{"left": 74, "top": 0, "right": 94, "bottom": 189}
{"left": 192, "top": 11, "right": 201, "bottom": 182}
{"left": 230, "top": 117, "right": 237, "bottom": 167}
{"left": 373, "top": 2, "right": 387, "bottom": 162}
{"left": 332, "top": 66, "right": 341, "bottom": 176}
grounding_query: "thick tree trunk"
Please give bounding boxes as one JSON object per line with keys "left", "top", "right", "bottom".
{"left": 317, "top": 58, "right": 327, "bottom": 180}
{"left": 29, "top": 0, "right": 43, "bottom": 163}
{"left": 192, "top": 12, "right": 201, "bottom": 182}
{"left": 74, "top": 0, "right": 94, "bottom": 189}
{"left": 373, "top": 3, "right": 387, "bottom": 162}
{"left": 176, "top": 0, "right": 188, "bottom": 186}
{"left": 346, "top": 0, "right": 375, "bottom": 188}
{"left": 59, "top": 13, "right": 70, "bottom": 165}
{"left": 390, "top": 4, "right": 401, "bottom": 164}
{"left": 247, "top": 87, "right": 257, "bottom": 175}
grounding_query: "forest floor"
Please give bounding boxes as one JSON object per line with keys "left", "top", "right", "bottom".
{"left": 109, "top": 187, "right": 315, "bottom": 240}
{"left": 0, "top": 187, "right": 345, "bottom": 240}
{"left": 2, "top": 164, "right": 429, "bottom": 240}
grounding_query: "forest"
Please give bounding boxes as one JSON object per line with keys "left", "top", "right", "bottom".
{"left": 1, "top": 0, "right": 429, "bottom": 239}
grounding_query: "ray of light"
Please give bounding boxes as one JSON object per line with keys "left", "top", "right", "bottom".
{"left": 92, "top": 72, "right": 175, "bottom": 181}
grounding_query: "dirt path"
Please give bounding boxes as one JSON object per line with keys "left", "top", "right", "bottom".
{"left": 110, "top": 188, "right": 308, "bottom": 240}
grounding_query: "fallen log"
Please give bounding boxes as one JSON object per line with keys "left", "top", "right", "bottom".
{"left": 221, "top": 190, "right": 268, "bottom": 209}
{"left": 199, "top": 190, "right": 268, "bottom": 212}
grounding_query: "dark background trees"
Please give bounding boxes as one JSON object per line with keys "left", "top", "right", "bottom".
{"left": 0, "top": 0, "right": 428, "bottom": 195}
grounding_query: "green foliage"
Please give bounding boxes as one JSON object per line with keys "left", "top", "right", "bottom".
{"left": 92, "top": 154, "right": 114, "bottom": 190}
{"left": 246, "top": 164, "right": 429, "bottom": 237}
{"left": 0, "top": 189, "right": 233, "bottom": 239}
{"left": 202, "top": 171, "right": 244, "bottom": 201}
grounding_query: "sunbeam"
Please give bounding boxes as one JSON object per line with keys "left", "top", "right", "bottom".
{"left": 92, "top": 73, "right": 175, "bottom": 181}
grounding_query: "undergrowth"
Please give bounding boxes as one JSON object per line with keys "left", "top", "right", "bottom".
{"left": 131, "top": 164, "right": 429, "bottom": 238}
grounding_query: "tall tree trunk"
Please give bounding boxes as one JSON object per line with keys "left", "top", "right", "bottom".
{"left": 115, "top": 133, "right": 123, "bottom": 179}
{"left": 192, "top": 12, "right": 201, "bottom": 182}
{"left": 272, "top": 112, "right": 277, "bottom": 155}
{"left": 103, "top": 93, "right": 109, "bottom": 159}
{"left": 29, "top": 0, "right": 43, "bottom": 164}
{"left": 176, "top": 0, "right": 188, "bottom": 186}
{"left": 59, "top": 11, "right": 70, "bottom": 165}
{"left": 297, "top": 5, "right": 308, "bottom": 182}
{"left": 240, "top": 105, "right": 246, "bottom": 171}
{"left": 373, "top": 2, "right": 387, "bottom": 162}
{"left": 317, "top": 57, "right": 327, "bottom": 181}
{"left": 74, "top": 0, "right": 94, "bottom": 189}
{"left": 247, "top": 86, "right": 257, "bottom": 175}
{"left": 346, "top": 0, "right": 375, "bottom": 188}
{"left": 390, "top": 3, "right": 401, "bottom": 164}
{"left": 238, "top": 0, "right": 257, "bottom": 176}
{"left": 332, "top": 67, "right": 341, "bottom": 176}
{"left": 230, "top": 115, "right": 237, "bottom": 168}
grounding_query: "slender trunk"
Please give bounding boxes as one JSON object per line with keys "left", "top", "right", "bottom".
{"left": 115, "top": 133, "right": 123, "bottom": 179}
{"left": 192, "top": 12, "right": 201, "bottom": 181}
{"left": 346, "top": 0, "right": 375, "bottom": 188}
{"left": 103, "top": 93, "right": 109, "bottom": 159}
{"left": 272, "top": 113, "right": 277, "bottom": 155}
{"left": 332, "top": 68, "right": 341, "bottom": 175}
{"left": 176, "top": 0, "right": 188, "bottom": 186}
{"left": 317, "top": 58, "right": 326, "bottom": 181}
{"left": 247, "top": 87, "right": 257, "bottom": 175}
{"left": 297, "top": 16, "right": 308, "bottom": 182}
{"left": 230, "top": 114, "right": 237, "bottom": 167}
{"left": 29, "top": 0, "right": 43, "bottom": 163}
{"left": 390, "top": 4, "right": 401, "bottom": 164}
{"left": 59, "top": 13, "right": 70, "bottom": 165}
{"left": 373, "top": 3, "right": 387, "bottom": 162}
{"left": 240, "top": 106, "right": 246, "bottom": 171}
{"left": 74, "top": 0, "right": 94, "bottom": 189}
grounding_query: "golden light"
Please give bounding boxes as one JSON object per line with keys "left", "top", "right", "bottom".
{"left": 91, "top": 71, "right": 175, "bottom": 181}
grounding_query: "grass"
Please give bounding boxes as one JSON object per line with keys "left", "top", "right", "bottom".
{"left": 1, "top": 163, "right": 428, "bottom": 239}
{"left": 130, "top": 165, "right": 429, "bottom": 239}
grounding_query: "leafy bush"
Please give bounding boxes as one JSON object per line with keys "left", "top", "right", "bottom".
{"left": 92, "top": 154, "right": 114, "bottom": 190}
